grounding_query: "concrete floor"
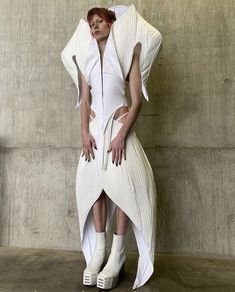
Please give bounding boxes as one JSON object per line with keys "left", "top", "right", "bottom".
{"left": 0, "top": 247, "right": 235, "bottom": 292}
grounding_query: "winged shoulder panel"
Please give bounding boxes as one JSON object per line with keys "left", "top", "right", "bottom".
{"left": 61, "top": 4, "right": 162, "bottom": 107}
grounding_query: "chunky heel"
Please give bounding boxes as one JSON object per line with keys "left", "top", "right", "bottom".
{"left": 97, "top": 261, "right": 125, "bottom": 289}
{"left": 119, "top": 262, "right": 125, "bottom": 279}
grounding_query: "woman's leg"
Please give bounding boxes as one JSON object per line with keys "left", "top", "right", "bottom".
{"left": 97, "top": 206, "right": 128, "bottom": 289}
{"left": 115, "top": 206, "right": 129, "bottom": 235}
{"left": 92, "top": 192, "right": 129, "bottom": 234}
{"left": 83, "top": 191, "right": 107, "bottom": 286}
{"left": 92, "top": 190, "right": 107, "bottom": 232}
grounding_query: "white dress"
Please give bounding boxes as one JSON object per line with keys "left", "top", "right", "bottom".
{"left": 61, "top": 4, "right": 162, "bottom": 289}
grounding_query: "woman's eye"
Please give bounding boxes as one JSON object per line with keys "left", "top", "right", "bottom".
{"left": 90, "top": 19, "right": 102, "bottom": 27}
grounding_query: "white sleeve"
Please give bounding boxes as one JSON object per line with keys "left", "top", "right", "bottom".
{"left": 111, "top": 4, "right": 162, "bottom": 101}
{"left": 61, "top": 19, "right": 91, "bottom": 109}
{"left": 137, "top": 14, "right": 162, "bottom": 101}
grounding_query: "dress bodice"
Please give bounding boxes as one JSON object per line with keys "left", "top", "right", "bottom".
{"left": 83, "top": 31, "right": 129, "bottom": 171}
{"left": 84, "top": 31, "right": 129, "bottom": 133}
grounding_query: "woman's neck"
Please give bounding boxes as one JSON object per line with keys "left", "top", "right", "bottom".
{"left": 98, "top": 38, "right": 108, "bottom": 55}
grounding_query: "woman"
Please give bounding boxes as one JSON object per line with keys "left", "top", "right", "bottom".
{"left": 61, "top": 4, "right": 162, "bottom": 290}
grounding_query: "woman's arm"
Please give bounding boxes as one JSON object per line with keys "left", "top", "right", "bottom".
{"left": 79, "top": 71, "right": 91, "bottom": 135}
{"left": 107, "top": 43, "right": 143, "bottom": 165}
{"left": 118, "top": 42, "right": 143, "bottom": 138}
{"left": 77, "top": 66, "right": 97, "bottom": 161}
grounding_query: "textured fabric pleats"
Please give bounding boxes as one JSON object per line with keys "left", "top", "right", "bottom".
{"left": 76, "top": 117, "right": 157, "bottom": 289}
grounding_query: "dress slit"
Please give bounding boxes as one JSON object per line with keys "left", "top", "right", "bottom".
{"left": 80, "top": 181, "right": 154, "bottom": 289}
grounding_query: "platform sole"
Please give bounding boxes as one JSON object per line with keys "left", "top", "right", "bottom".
{"left": 97, "top": 262, "right": 125, "bottom": 289}
{"left": 83, "top": 261, "right": 106, "bottom": 286}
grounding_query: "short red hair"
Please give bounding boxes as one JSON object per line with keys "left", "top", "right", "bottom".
{"left": 87, "top": 7, "right": 116, "bottom": 26}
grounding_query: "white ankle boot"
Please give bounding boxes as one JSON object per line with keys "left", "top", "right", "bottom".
{"left": 97, "top": 233, "right": 126, "bottom": 289}
{"left": 83, "top": 231, "right": 106, "bottom": 286}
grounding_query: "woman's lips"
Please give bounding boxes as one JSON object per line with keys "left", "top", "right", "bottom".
{"left": 95, "top": 31, "right": 100, "bottom": 35}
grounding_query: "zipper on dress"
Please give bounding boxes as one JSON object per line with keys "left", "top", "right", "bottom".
{"left": 100, "top": 54, "right": 104, "bottom": 108}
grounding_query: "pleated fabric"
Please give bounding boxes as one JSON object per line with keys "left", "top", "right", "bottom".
{"left": 76, "top": 116, "right": 157, "bottom": 289}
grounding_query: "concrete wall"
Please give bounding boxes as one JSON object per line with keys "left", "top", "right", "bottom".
{"left": 0, "top": 0, "right": 234, "bottom": 256}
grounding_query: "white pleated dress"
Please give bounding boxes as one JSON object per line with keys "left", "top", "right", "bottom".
{"left": 75, "top": 30, "right": 156, "bottom": 292}
{"left": 61, "top": 4, "right": 162, "bottom": 289}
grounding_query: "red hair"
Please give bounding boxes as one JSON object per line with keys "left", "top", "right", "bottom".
{"left": 87, "top": 7, "right": 116, "bottom": 26}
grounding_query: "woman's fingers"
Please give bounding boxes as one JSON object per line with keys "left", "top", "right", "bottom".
{"left": 83, "top": 140, "right": 96, "bottom": 161}
{"left": 112, "top": 148, "right": 116, "bottom": 164}
{"left": 89, "top": 145, "right": 95, "bottom": 160}
{"left": 112, "top": 147, "right": 125, "bottom": 166}
{"left": 118, "top": 149, "right": 123, "bottom": 165}
{"left": 123, "top": 148, "right": 127, "bottom": 160}
{"left": 84, "top": 149, "right": 89, "bottom": 161}
{"left": 83, "top": 139, "right": 126, "bottom": 165}
{"left": 90, "top": 136, "right": 97, "bottom": 159}
{"left": 91, "top": 137, "right": 97, "bottom": 151}
{"left": 115, "top": 149, "right": 120, "bottom": 166}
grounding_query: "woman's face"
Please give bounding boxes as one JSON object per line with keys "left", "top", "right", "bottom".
{"left": 89, "top": 14, "right": 111, "bottom": 41}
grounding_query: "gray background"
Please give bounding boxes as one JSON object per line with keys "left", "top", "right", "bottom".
{"left": 0, "top": 0, "right": 235, "bottom": 256}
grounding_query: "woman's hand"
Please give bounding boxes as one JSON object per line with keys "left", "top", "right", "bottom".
{"left": 107, "top": 133, "right": 127, "bottom": 166}
{"left": 82, "top": 132, "right": 97, "bottom": 161}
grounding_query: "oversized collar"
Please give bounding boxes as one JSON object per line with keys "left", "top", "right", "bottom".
{"left": 61, "top": 4, "right": 162, "bottom": 107}
{"left": 75, "top": 4, "right": 137, "bottom": 81}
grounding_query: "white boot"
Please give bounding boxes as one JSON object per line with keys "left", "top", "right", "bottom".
{"left": 83, "top": 231, "right": 106, "bottom": 286}
{"left": 97, "top": 233, "right": 126, "bottom": 289}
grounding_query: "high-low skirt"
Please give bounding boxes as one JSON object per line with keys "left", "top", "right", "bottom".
{"left": 75, "top": 115, "right": 157, "bottom": 289}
